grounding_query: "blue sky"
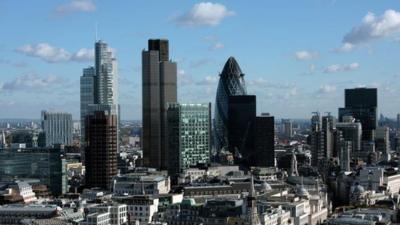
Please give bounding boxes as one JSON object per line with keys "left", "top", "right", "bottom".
{"left": 1, "top": 0, "right": 400, "bottom": 120}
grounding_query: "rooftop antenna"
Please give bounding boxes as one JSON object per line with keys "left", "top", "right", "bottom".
{"left": 95, "top": 22, "right": 98, "bottom": 41}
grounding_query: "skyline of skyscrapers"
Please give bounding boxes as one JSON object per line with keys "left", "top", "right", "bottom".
{"left": 142, "top": 39, "right": 177, "bottom": 170}
{"left": 4, "top": 2, "right": 400, "bottom": 223}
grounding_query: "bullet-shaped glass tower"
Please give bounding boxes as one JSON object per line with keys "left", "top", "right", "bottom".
{"left": 214, "top": 57, "right": 247, "bottom": 152}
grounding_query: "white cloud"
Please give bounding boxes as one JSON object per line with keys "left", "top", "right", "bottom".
{"left": 16, "top": 43, "right": 93, "bottom": 63}
{"left": 248, "top": 78, "right": 296, "bottom": 90}
{"left": 343, "top": 9, "right": 400, "bottom": 44}
{"left": 318, "top": 85, "right": 337, "bottom": 94}
{"left": 71, "top": 48, "right": 94, "bottom": 62}
{"left": 55, "top": 0, "right": 96, "bottom": 15}
{"left": 174, "top": 2, "right": 235, "bottom": 27}
{"left": 203, "top": 36, "right": 225, "bottom": 51}
{"left": 282, "top": 87, "right": 298, "bottom": 99}
{"left": 334, "top": 42, "right": 355, "bottom": 52}
{"left": 177, "top": 70, "right": 194, "bottom": 86}
{"left": 323, "top": 62, "right": 360, "bottom": 73}
{"left": 294, "top": 51, "right": 319, "bottom": 61}
{"left": 1, "top": 74, "right": 62, "bottom": 91}
{"left": 210, "top": 42, "right": 224, "bottom": 50}
{"left": 189, "top": 58, "right": 213, "bottom": 68}
{"left": 16, "top": 43, "right": 70, "bottom": 63}
{"left": 196, "top": 75, "right": 218, "bottom": 85}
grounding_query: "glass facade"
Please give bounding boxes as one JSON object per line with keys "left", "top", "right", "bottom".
{"left": 214, "top": 57, "right": 247, "bottom": 152}
{"left": 167, "top": 103, "right": 211, "bottom": 175}
{"left": 80, "top": 66, "right": 95, "bottom": 143}
{"left": 41, "top": 111, "right": 73, "bottom": 147}
{"left": 0, "top": 146, "right": 67, "bottom": 196}
{"left": 339, "top": 88, "right": 377, "bottom": 141}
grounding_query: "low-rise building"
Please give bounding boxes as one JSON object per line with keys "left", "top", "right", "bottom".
{"left": 0, "top": 204, "right": 60, "bottom": 225}
{"left": 113, "top": 174, "right": 170, "bottom": 196}
{"left": 83, "top": 203, "right": 127, "bottom": 225}
{"left": 113, "top": 195, "right": 159, "bottom": 225}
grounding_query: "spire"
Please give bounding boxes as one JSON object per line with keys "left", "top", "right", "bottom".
{"left": 95, "top": 22, "right": 98, "bottom": 41}
{"left": 250, "top": 175, "right": 256, "bottom": 198}
{"left": 290, "top": 151, "right": 299, "bottom": 176}
{"left": 247, "top": 175, "right": 260, "bottom": 225}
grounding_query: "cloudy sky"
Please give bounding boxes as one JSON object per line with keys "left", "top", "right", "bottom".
{"left": 1, "top": 0, "right": 400, "bottom": 120}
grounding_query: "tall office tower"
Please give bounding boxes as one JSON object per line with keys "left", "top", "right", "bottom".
{"left": 282, "top": 119, "right": 293, "bottom": 139}
{"left": 227, "top": 95, "right": 256, "bottom": 167}
{"left": 311, "top": 113, "right": 335, "bottom": 173}
{"left": 41, "top": 111, "right": 73, "bottom": 147}
{"left": 85, "top": 106, "right": 118, "bottom": 190}
{"left": 336, "top": 116, "right": 362, "bottom": 159}
{"left": 375, "top": 126, "right": 390, "bottom": 160}
{"left": 0, "top": 145, "right": 67, "bottom": 196}
{"left": 214, "top": 57, "right": 247, "bottom": 153}
{"left": 80, "top": 40, "right": 119, "bottom": 145}
{"left": 321, "top": 114, "right": 335, "bottom": 159}
{"left": 80, "top": 66, "right": 95, "bottom": 143}
{"left": 337, "top": 131, "right": 352, "bottom": 172}
{"left": 339, "top": 88, "right": 377, "bottom": 141}
{"left": 167, "top": 103, "right": 211, "bottom": 176}
{"left": 95, "top": 40, "right": 118, "bottom": 105}
{"left": 142, "top": 39, "right": 177, "bottom": 169}
{"left": 310, "top": 112, "right": 332, "bottom": 169}
{"left": 310, "top": 112, "right": 321, "bottom": 167}
{"left": 255, "top": 113, "right": 275, "bottom": 167}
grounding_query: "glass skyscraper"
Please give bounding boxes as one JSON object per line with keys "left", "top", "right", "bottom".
{"left": 214, "top": 57, "right": 247, "bottom": 152}
{"left": 84, "top": 107, "right": 118, "bottom": 191}
{"left": 41, "top": 111, "right": 73, "bottom": 147}
{"left": 167, "top": 103, "right": 211, "bottom": 176}
{"left": 339, "top": 88, "right": 377, "bottom": 141}
{"left": 80, "top": 40, "right": 119, "bottom": 191}
{"left": 80, "top": 66, "right": 95, "bottom": 143}
{"left": 142, "top": 39, "right": 177, "bottom": 170}
{"left": 80, "top": 40, "right": 119, "bottom": 146}
{"left": 95, "top": 40, "right": 118, "bottom": 105}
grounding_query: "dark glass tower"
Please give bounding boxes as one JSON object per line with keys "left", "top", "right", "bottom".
{"left": 85, "top": 110, "right": 118, "bottom": 190}
{"left": 227, "top": 95, "right": 256, "bottom": 167}
{"left": 339, "top": 88, "right": 377, "bottom": 141}
{"left": 142, "top": 39, "right": 177, "bottom": 170}
{"left": 255, "top": 114, "right": 275, "bottom": 167}
{"left": 214, "top": 57, "right": 247, "bottom": 152}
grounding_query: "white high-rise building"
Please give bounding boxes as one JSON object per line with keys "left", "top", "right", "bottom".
{"left": 80, "top": 40, "right": 119, "bottom": 147}
{"left": 41, "top": 111, "right": 73, "bottom": 147}
{"left": 95, "top": 40, "right": 118, "bottom": 106}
